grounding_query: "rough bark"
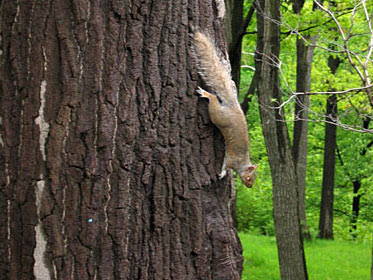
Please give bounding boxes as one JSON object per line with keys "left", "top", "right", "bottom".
{"left": 318, "top": 95, "right": 338, "bottom": 239}
{"left": 0, "top": 89, "right": 8, "bottom": 279}
{"left": 0, "top": 1, "right": 242, "bottom": 279}
{"left": 256, "top": 0, "right": 308, "bottom": 279}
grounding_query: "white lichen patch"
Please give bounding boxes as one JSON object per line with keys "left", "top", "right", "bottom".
{"left": 33, "top": 79, "right": 51, "bottom": 279}
{"left": 35, "top": 80, "right": 50, "bottom": 161}
{"left": 34, "top": 178, "right": 51, "bottom": 280}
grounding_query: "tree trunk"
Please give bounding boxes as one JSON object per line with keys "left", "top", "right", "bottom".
{"left": 291, "top": 0, "right": 317, "bottom": 241}
{"left": 292, "top": 37, "right": 313, "bottom": 241}
{"left": 224, "top": 0, "right": 244, "bottom": 88}
{"left": 317, "top": 53, "right": 340, "bottom": 240}
{"left": 350, "top": 180, "right": 361, "bottom": 238}
{"left": 256, "top": 0, "right": 308, "bottom": 279}
{"left": 0, "top": 1, "right": 243, "bottom": 279}
{"left": 318, "top": 95, "right": 338, "bottom": 239}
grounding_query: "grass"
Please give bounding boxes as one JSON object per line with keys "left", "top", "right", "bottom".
{"left": 239, "top": 233, "right": 372, "bottom": 280}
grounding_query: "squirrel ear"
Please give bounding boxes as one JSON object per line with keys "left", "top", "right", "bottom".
{"left": 248, "top": 165, "right": 258, "bottom": 172}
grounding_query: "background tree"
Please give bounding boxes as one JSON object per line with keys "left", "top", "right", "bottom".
{"left": 0, "top": 1, "right": 243, "bottom": 279}
{"left": 336, "top": 117, "right": 372, "bottom": 238}
{"left": 318, "top": 94, "right": 338, "bottom": 239}
{"left": 225, "top": 0, "right": 244, "bottom": 87}
{"left": 234, "top": 0, "right": 372, "bottom": 276}
{"left": 255, "top": 0, "right": 308, "bottom": 278}
{"left": 317, "top": 47, "right": 341, "bottom": 239}
{"left": 290, "top": 0, "right": 319, "bottom": 241}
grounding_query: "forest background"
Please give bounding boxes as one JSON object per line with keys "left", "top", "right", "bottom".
{"left": 236, "top": 0, "right": 373, "bottom": 243}
{"left": 0, "top": 0, "right": 372, "bottom": 279}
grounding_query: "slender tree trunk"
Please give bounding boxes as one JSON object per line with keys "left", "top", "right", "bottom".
{"left": 318, "top": 53, "right": 340, "bottom": 240}
{"left": 291, "top": 0, "right": 317, "bottom": 241}
{"left": 0, "top": 1, "right": 243, "bottom": 279}
{"left": 350, "top": 180, "right": 361, "bottom": 238}
{"left": 224, "top": 0, "right": 244, "bottom": 88}
{"left": 318, "top": 95, "right": 338, "bottom": 239}
{"left": 241, "top": 71, "right": 257, "bottom": 115}
{"left": 292, "top": 37, "right": 313, "bottom": 241}
{"left": 256, "top": 0, "right": 308, "bottom": 279}
{"left": 239, "top": 2, "right": 258, "bottom": 114}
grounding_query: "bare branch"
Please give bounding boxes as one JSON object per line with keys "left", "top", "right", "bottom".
{"left": 362, "top": 0, "right": 373, "bottom": 68}
{"left": 295, "top": 84, "right": 373, "bottom": 96}
{"left": 253, "top": 0, "right": 373, "bottom": 133}
{"left": 313, "top": 0, "right": 366, "bottom": 82}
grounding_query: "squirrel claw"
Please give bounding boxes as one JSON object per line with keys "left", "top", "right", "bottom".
{"left": 197, "top": 87, "right": 210, "bottom": 99}
{"left": 219, "top": 170, "right": 227, "bottom": 179}
{"left": 196, "top": 87, "right": 204, "bottom": 96}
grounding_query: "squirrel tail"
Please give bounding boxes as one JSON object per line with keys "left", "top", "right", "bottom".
{"left": 192, "top": 31, "right": 237, "bottom": 103}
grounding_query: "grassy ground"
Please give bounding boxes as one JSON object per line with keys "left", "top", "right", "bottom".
{"left": 239, "top": 233, "right": 372, "bottom": 280}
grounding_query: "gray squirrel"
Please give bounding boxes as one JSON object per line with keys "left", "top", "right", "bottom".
{"left": 193, "top": 30, "right": 257, "bottom": 188}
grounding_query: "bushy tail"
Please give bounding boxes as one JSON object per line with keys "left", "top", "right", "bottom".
{"left": 193, "top": 31, "right": 237, "bottom": 103}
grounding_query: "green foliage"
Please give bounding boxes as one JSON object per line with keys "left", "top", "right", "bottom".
{"left": 236, "top": 0, "right": 373, "bottom": 241}
{"left": 240, "top": 233, "right": 372, "bottom": 280}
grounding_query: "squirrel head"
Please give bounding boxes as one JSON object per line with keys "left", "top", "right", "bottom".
{"left": 239, "top": 164, "right": 258, "bottom": 188}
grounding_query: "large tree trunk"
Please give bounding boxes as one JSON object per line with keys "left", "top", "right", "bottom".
{"left": 256, "top": 0, "right": 308, "bottom": 279}
{"left": 0, "top": 1, "right": 243, "bottom": 279}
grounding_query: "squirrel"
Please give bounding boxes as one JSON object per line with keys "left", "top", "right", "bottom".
{"left": 192, "top": 30, "right": 257, "bottom": 188}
